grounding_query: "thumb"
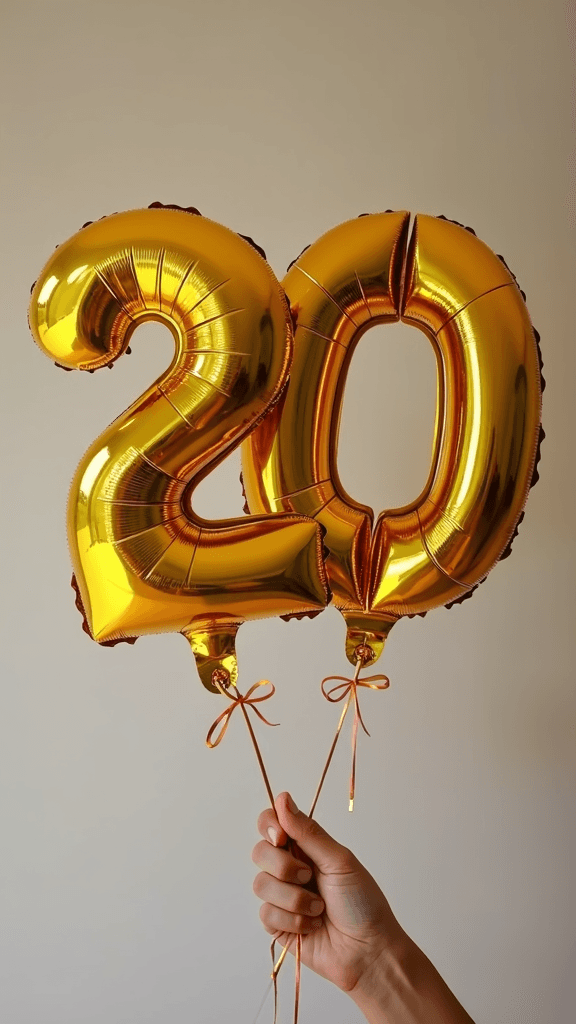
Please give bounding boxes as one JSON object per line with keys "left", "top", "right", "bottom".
{"left": 275, "top": 792, "right": 353, "bottom": 875}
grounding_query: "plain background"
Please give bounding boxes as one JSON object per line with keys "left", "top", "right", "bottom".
{"left": 1, "top": 1, "right": 574, "bottom": 1021}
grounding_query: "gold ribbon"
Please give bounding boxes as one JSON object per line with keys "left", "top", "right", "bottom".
{"left": 269, "top": 932, "right": 300, "bottom": 1024}
{"left": 206, "top": 677, "right": 279, "bottom": 809}
{"left": 269, "top": 659, "right": 390, "bottom": 1021}
{"left": 206, "top": 676, "right": 290, "bottom": 1023}
{"left": 209, "top": 665, "right": 389, "bottom": 1023}
{"left": 310, "top": 661, "right": 390, "bottom": 814}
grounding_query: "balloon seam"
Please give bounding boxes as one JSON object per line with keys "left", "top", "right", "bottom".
{"left": 93, "top": 267, "right": 135, "bottom": 320}
{"left": 416, "top": 509, "right": 475, "bottom": 590}
{"left": 294, "top": 265, "right": 359, "bottom": 327}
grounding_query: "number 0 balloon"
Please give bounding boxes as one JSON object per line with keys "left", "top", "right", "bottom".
{"left": 241, "top": 211, "right": 543, "bottom": 666}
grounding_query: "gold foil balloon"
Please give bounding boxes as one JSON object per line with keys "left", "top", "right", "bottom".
{"left": 29, "top": 206, "right": 329, "bottom": 691}
{"left": 241, "top": 212, "right": 543, "bottom": 666}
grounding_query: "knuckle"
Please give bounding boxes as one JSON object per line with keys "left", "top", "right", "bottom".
{"left": 259, "top": 903, "right": 272, "bottom": 926}
{"left": 252, "top": 873, "right": 266, "bottom": 898}
{"left": 251, "top": 840, "right": 267, "bottom": 866}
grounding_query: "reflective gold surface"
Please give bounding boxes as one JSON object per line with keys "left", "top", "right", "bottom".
{"left": 241, "top": 213, "right": 542, "bottom": 664}
{"left": 29, "top": 207, "right": 329, "bottom": 690}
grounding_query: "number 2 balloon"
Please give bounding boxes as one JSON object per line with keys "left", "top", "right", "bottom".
{"left": 29, "top": 205, "right": 330, "bottom": 691}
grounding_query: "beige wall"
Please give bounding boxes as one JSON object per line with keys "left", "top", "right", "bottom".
{"left": 2, "top": 1, "right": 574, "bottom": 1021}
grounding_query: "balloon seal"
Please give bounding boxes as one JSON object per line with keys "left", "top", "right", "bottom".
{"left": 211, "top": 667, "right": 231, "bottom": 689}
{"left": 343, "top": 612, "right": 397, "bottom": 668}
{"left": 182, "top": 620, "right": 241, "bottom": 693}
{"left": 354, "top": 643, "right": 376, "bottom": 666}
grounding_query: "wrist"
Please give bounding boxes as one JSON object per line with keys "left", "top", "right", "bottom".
{"left": 349, "top": 929, "right": 475, "bottom": 1024}
{"left": 349, "top": 929, "right": 415, "bottom": 1022}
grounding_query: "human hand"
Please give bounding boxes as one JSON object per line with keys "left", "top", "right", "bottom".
{"left": 253, "top": 792, "right": 476, "bottom": 1024}
{"left": 252, "top": 791, "right": 405, "bottom": 995}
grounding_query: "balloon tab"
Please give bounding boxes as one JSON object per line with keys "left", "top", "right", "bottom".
{"left": 183, "top": 620, "right": 241, "bottom": 693}
{"left": 343, "top": 613, "right": 396, "bottom": 667}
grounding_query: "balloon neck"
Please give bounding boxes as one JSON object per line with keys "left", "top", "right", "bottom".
{"left": 343, "top": 613, "right": 397, "bottom": 667}
{"left": 182, "top": 619, "right": 241, "bottom": 693}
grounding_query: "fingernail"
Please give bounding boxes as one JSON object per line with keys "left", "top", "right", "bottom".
{"left": 297, "top": 868, "right": 311, "bottom": 883}
{"left": 310, "top": 899, "right": 324, "bottom": 915}
{"left": 267, "top": 827, "right": 280, "bottom": 846}
{"left": 286, "top": 794, "right": 298, "bottom": 814}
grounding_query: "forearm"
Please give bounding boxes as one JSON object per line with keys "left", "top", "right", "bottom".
{"left": 350, "top": 931, "right": 475, "bottom": 1024}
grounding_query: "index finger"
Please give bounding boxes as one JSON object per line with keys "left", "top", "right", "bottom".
{"left": 257, "top": 807, "right": 289, "bottom": 848}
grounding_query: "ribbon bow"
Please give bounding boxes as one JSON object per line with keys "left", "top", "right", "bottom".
{"left": 206, "top": 676, "right": 279, "bottom": 811}
{"left": 314, "top": 662, "right": 390, "bottom": 812}
{"left": 206, "top": 678, "right": 279, "bottom": 748}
